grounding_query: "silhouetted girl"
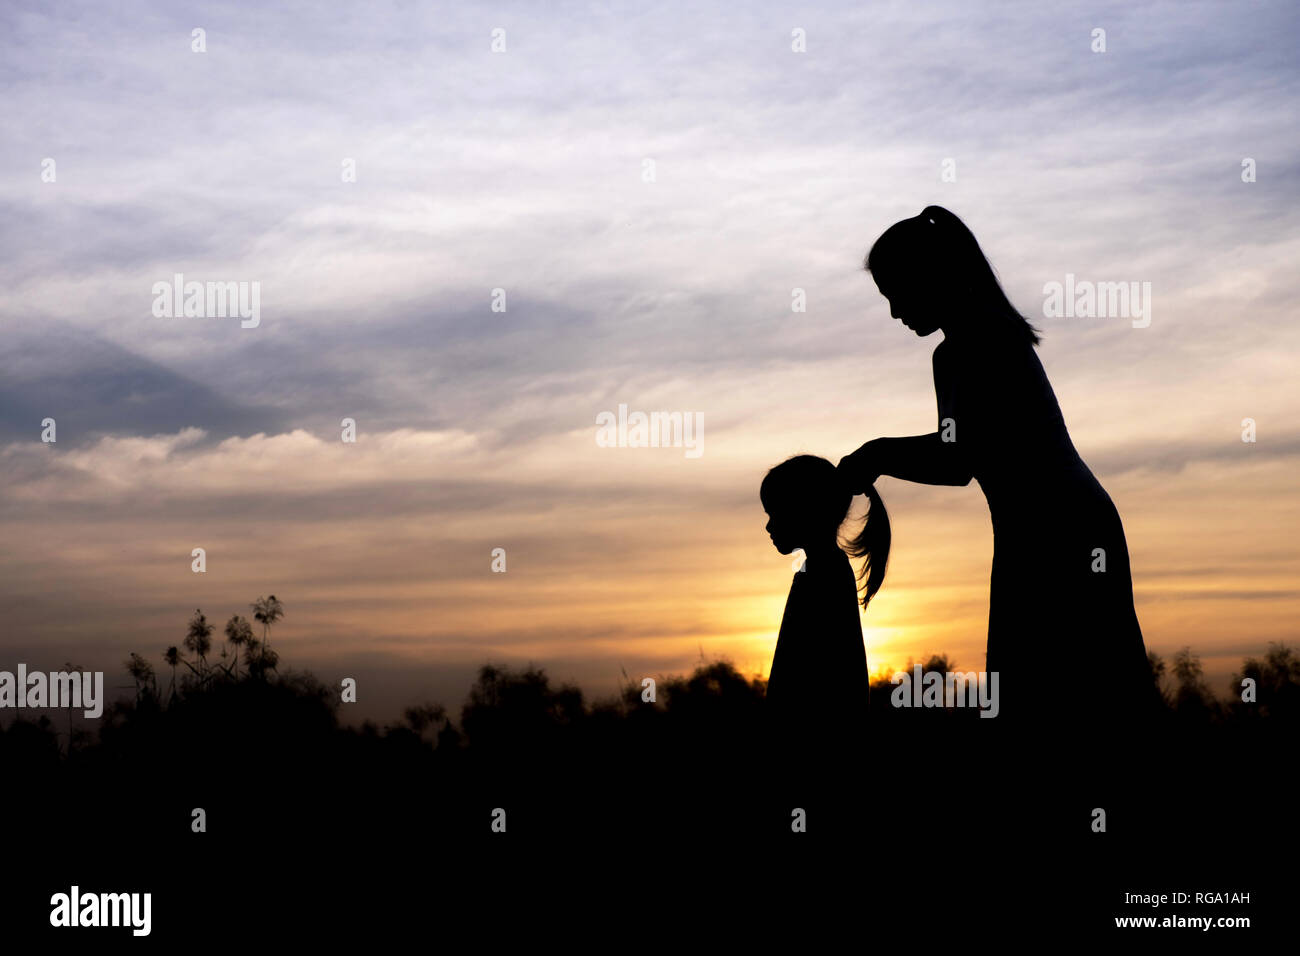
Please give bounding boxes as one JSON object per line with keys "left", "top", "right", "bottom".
{"left": 761, "top": 455, "right": 889, "bottom": 761}
{"left": 838, "top": 206, "right": 1156, "bottom": 746}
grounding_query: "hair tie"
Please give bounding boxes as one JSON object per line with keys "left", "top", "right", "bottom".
{"left": 922, "top": 205, "right": 942, "bottom": 225}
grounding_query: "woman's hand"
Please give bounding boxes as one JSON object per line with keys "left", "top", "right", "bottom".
{"left": 838, "top": 440, "right": 882, "bottom": 493}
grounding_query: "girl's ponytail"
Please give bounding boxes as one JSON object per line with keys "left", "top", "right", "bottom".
{"left": 843, "top": 484, "right": 891, "bottom": 609}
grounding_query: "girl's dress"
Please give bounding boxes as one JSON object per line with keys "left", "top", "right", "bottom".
{"left": 766, "top": 548, "right": 869, "bottom": 762}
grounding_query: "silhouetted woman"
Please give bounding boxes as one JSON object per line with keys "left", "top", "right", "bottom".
{"left": 838, "top": 206, "right": 1155, "bottom": 751}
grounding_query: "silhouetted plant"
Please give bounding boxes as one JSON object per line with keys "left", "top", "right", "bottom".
{"left": 124, "top": 652, "right": 157, "bottom": 703}
{"left": 163, "top": 646, "right": 182, "bottom": 702}
{"left": 1147, "top": 651, "right": 1169, "bottom": 706}
{"left": 403, "top": 703, "right": 447, "bottom": 740}
{"left": 251, "top": 595, "right": 285, "bottom": 666}
{"left": 1171, "top": 646, "right": 1217, "bottom": 721}
{"left": 224, "top": 615, "right": 254, "bottom": 680}
{"left": 920, "top": 653, "right": 957, "bottom": 674}
{"left": 62, "top": 660, "right": 85, "bottom": 754}
{"left": 10, "top": 597, "right": 1287, "bottom": 861}
{"left": 1231, "top": 641, "right": 1300, "bottom": 720}
{"left": 237, "top": 636, "right": 281, "bottom": 679}
{"left": 461, "top": 664, "right": 585, "bottom": 755}
{"left": 184, "top": 609, "right": 215, "bottom": 677}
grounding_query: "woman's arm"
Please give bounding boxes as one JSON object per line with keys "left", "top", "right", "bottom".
{"left": 838, "top": 343, "right": 979, "bottom": 490}
{"left": 839, "top": 434, "right": 972, "bottom": 489}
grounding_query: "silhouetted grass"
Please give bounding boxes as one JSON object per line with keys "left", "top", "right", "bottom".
{"left": 3, "top": 604, "right": 1294, "bottom": 855}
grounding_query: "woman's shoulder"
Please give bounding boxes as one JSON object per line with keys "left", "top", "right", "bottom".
{"left": 931, "top": 338, "right": 955, "bottom": 377}
{"left": 935, "top": 331, "right": 1037, "bottom": 372}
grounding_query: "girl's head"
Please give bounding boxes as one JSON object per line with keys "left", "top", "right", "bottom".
{"left": 760, "top": 455, "right": 891, "bottom": 608}
{"left": 865, "top": 205, "right": 1040, "bottom": 346}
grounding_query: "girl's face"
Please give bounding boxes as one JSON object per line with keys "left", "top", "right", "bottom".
{"left": 763, "top": 496, "right": 817, "bottom": 556}
{"left": 874, "top": 273, "right": 943, "bottom": 336}
{"left": 759, "top": 496, "right": 800, "bottom": 556}
{"left": 763, "top": 506, "right": 799, "bottom": 555}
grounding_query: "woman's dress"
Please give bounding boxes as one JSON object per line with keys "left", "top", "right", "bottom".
{"left": 933, "top": 335, "right": 1157, "bottom": 749}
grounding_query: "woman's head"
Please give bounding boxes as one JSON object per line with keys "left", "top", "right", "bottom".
{"left": 761, "top": 455, "right": 891, "bottom": 608}
{"left": 866, "top": 205, "right": 1040, "bottom": 346}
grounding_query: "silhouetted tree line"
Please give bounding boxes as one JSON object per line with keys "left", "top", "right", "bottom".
{"left": 3, "top": 599, "right": 1295, "bottom": 846}
{"left": 864, "top": 646, "right": 1300, "bottom": 725}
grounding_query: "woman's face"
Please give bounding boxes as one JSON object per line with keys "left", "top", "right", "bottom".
{"left": 874, "top": 272, "right": 943, "bottom": 337}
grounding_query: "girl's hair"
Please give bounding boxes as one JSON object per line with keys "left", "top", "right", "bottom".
{"left": 865, "top": 204, "right": 1041, "bottom": 347}
{"left": 760, "top": 455, "right": 891, "bottom": 608}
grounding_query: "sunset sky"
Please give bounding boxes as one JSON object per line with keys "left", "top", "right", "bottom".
{"left": 2, "top": 1, "right": 1297, "bottom": 725}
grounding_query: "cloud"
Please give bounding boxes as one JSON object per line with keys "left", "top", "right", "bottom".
{"left": 0, "top": 324, "right": 289, "bottom": 445}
